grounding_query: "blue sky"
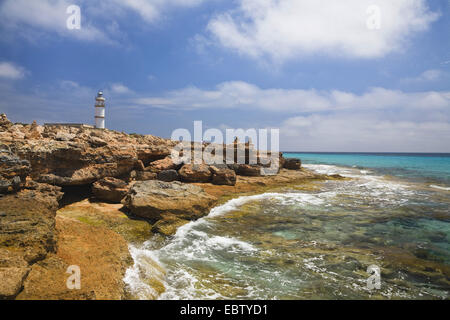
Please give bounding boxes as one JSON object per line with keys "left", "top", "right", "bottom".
{"left": 0, "top": 0, "right": 449, "bottom": 152}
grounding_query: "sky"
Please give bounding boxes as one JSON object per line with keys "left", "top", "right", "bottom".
{"left": 0, "top": 0, "right": 449, "bottom": 152}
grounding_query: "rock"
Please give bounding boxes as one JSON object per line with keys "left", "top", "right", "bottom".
{"left": 145, "top": 156, "right": 177, "bottom": 173}
{"left": 151, "top": 216, "right": 189, "bottom": 236}
{"left": 178, "top": 164, "right": 212, "bottom": 183}
{"left": 157, "top": 170, "right": 179, "bottom": 182}
{"left": 135, "top": 160, "right": 145, "bottom": 172}
{"left": 0, "top": 267, "right": 30, "bottom": 299}
{"left": 0, "top": 114, "right": 12, "bottom": 130}
{"left": 135, "top": 171, "right": 157, "bottom": 181}
{"left": 0, "top": 115, "right": 177, "bottom": 187}
{"left": 92, "top": 177, "right": 129, "bottom": 203}
{"left": 284, "top": 158, "right": 302, "bottom": 170}
{"left": 55, "top": 132, "right": 75, "bottom": 142}
{"left": 236, "top": 164, "right": 262, "bottom": 177}
{"left": 0, "top": 182, "right": 63, "bottom": 298}
{"left": 88, "top": 136, "right": 107, "bottom": 148}
{"left": 122, "top": 180, "right": 217, "bottom": 221}
{"left": 0, "top": 248, "right": 30, "bottom": 299}
{"left": 0, "top": 145, "right": 31, "bottom": 193}
{"left": 210, "top": 166, "right": 236, "bottom": 186}
{"left": 25, "top": 121, "right": 42, "bottom": 140}
{"left": 16, "top": 216, "right": 131, "bottom": 300}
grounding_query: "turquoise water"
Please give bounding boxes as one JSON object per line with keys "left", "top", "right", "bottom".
{"left": 284, "top": 153, "right": 450, "bottom": 186}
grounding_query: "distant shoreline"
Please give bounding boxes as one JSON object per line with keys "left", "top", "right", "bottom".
{"left": 284, "top": 151, "right": 450, "bottom": 156}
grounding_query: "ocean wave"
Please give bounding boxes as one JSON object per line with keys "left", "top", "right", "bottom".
{"left": 430, "top": 185, "right": 450, "bottom": 191}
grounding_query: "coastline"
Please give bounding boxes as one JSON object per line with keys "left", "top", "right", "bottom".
{"left": 0, "top": 114, "right": 339, "bottom": 299}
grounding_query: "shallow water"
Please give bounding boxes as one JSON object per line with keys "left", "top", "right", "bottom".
{"left": 124, "top": 162, "right": 450, "bottom": 300}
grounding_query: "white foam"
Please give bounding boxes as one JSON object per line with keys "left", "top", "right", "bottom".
{"left": 430, "top": 185, "right": 450, "bottom": 191}
{"left": 123, "top": 245, "right": 166, "bottom": 300}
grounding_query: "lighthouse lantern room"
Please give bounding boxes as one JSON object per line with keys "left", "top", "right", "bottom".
{"left": 95, "top": 91, "right": 105, "bottom": 129}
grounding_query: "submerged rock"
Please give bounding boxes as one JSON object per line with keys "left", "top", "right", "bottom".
{"left": 122, "top": 180, "right": 217, "bottom": 221}
{"left": 151, "top": 215, "right": 189, "bottom": 236}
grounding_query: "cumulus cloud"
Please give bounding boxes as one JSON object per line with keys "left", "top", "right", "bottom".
{"left": 134, "top": 81, "right": 450, "bottom": 113}
{"left": 205, "top": 0, "right": 439, "bottom": 62}
{"left": 0, "top": 62, "right": 27, "bottom": 79}
{"left": 131, "top": 81, "right": 450, "bottom": 152}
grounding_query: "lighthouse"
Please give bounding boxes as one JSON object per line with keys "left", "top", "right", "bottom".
{"left": 94, "top": 90, "right": 105, "bottom": 129}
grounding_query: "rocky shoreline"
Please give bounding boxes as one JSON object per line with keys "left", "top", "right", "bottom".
{"left": 0, "top": 114, "right": 340, "bottom": 300}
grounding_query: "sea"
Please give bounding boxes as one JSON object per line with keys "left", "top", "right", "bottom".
{"left": 124, "top": 153, "right": 450, "bottom": 300}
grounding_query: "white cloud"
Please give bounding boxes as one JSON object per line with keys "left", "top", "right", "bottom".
{"left": 133, "top": 81, "right": 450, "bottom": 113}
{"left": 401, "top": 69, "right": 445, "bottom": 83}
{"left": 0, "top": 0, "right": 113, "bottom": 43}
{"left": 205, "top": 0, "right": 439, "bottom": 62}
{"left": 114, "top": 0, "right": 205, "bottom": 23}
{"left": 280, "top": 114, "right": 450, "bottom": 152}
{"left": 0, "top": 0, "right": 207, "bottom": 44}
{"left": 0, "top": 62, "right": 27, "bottom": 79}
{"left": 110, "top": 83, "right": 133, "bottom": 95}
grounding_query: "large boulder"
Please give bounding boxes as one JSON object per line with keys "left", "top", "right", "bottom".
{"left": 122, "top": 180, "right": 217, "bottom": 221}
{"left": 92, "top": 177, "right": 129, "bottom": 203}
{"left": 210, "top": 166, "right": 236, "bottom": 186}
{"left": 284, "top": 158, "right": 302, "bottom": 170}
{"left": 178, "top": 164, "right": 212, "bottom": 183}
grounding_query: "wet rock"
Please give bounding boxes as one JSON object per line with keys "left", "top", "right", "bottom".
{"left": 157, "top": 169, "right": 179, "bottom": 182}
{"left": 92, "top": 177, "right": 129, "bottom": 203}
{"left": 178, "top": 164, "right": 212, "bottom": 183}
{"left": 122, "top": 180, "right": 217, "bottom": 221}
{"left": 284, "top": 158, "right": 302, "bottom": 170}
{"left": 210, "top": 166, "right": 236, "bottom": 186}
{"left": 151, "top": 216, "right": 189, "bottom": 236}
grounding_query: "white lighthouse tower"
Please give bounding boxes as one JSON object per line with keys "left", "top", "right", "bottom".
{"left": 94, "top": 90, "right": 105, "bottom": 129}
